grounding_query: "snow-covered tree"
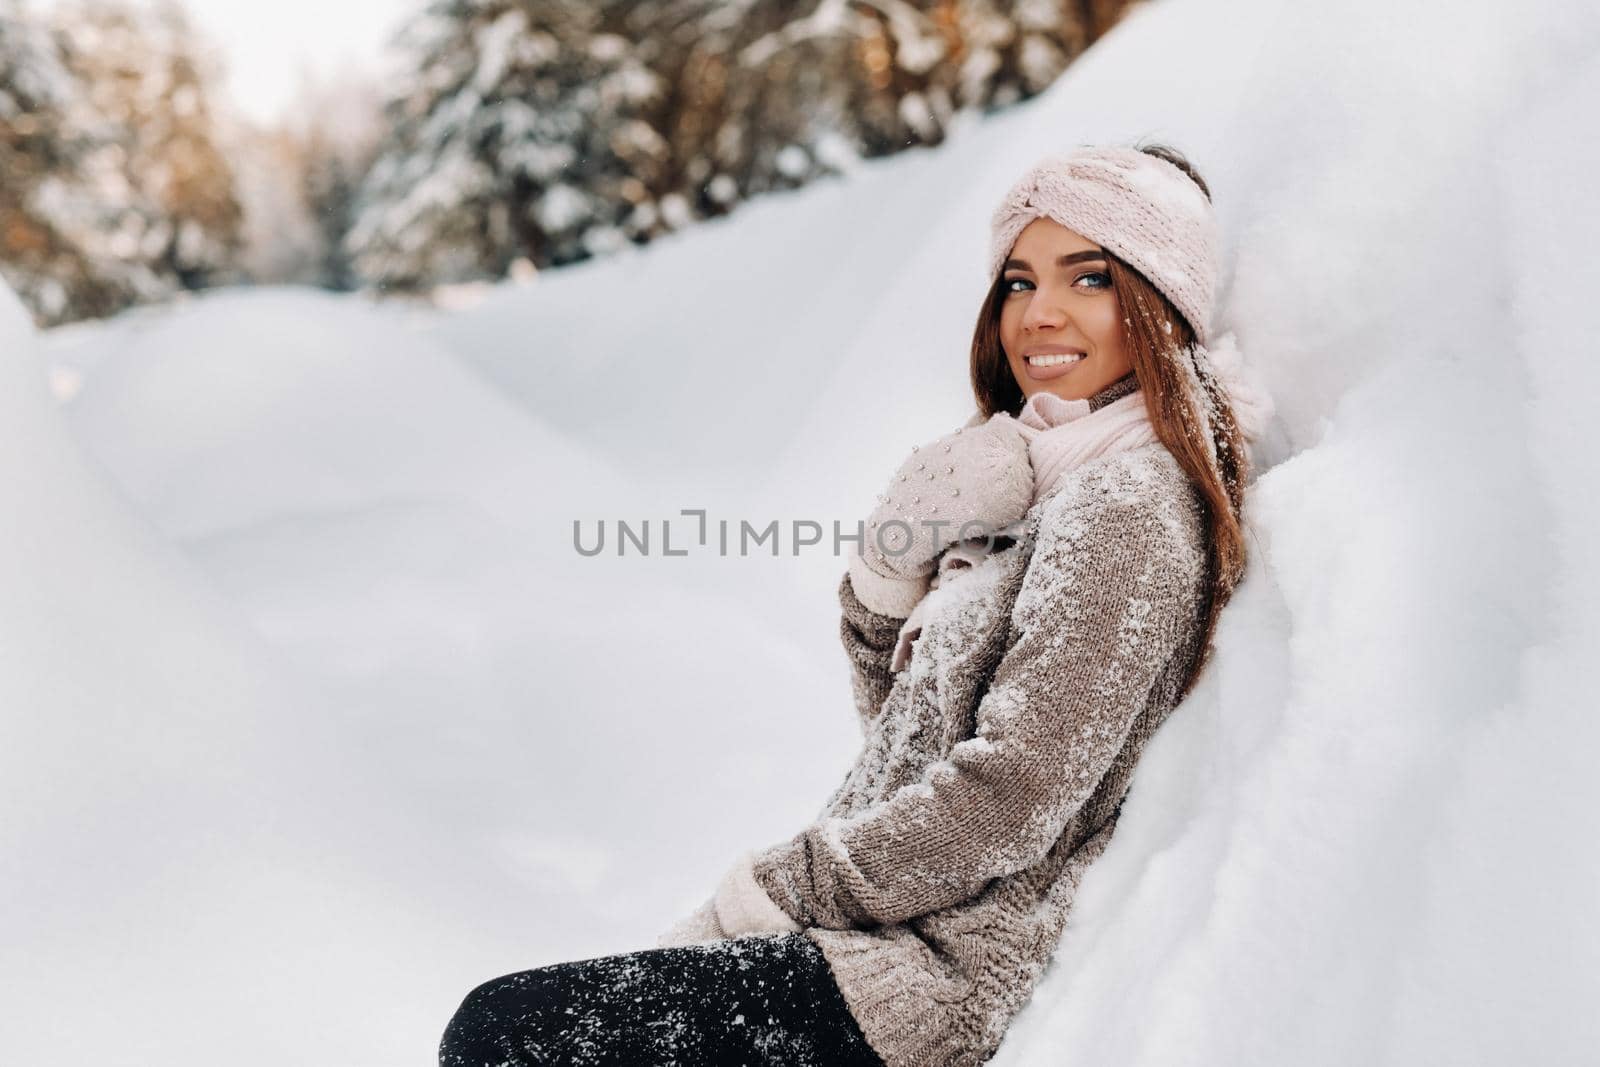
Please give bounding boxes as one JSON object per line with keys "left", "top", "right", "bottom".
{"left": 6, "top": 0, "right": 1131, "bottom": 313}
{"left": 351, "top": 0, "right": 1130, "bottom": 292}
{"left": 0, "top": 0, "right": 245, "bottom": 324}
{"left": 347, "top": 0, "right": 666, "bottom": 289}
{"left": 630, "top": 0, "right": 1117, "bottom": 192}
{"left": 233, "top": 71, "right": 386, "bottom": 290}
{"left": 300, "top": 124, "right": 374, "bottom": 291}
{"left": 55, "top": 0, "right": 244, "bottom": 290}
{"left": 0, "top": 0, "right": 157, "bottom": 324}
{"left": 228, "top": 121, "right": 323, "bottom": 286}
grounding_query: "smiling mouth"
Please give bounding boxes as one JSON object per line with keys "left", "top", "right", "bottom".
{"left": 1019, "top": 350, "right": 1087, "bottom": 383}
{"left": 1025, "top": 352, "right": 1084, "bottom": 367}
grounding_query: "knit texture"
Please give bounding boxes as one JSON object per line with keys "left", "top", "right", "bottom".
{"left": 988, "top": 145, "right": 1220, "bottom": 345}
{"left": 1013, "top": 371, "right": 1150, "bottom": 503}
{"left": 887, "top": 330, "right": 1273, "bottom": 678}
{"left": 751, "top": 439, "right": 1211, "bottom": 1067}
{"left": 847, "top": 416, "right": 1034, "bottom": 619}
{"left": 888, "top": 373, "right": 1146, "bottom": 673}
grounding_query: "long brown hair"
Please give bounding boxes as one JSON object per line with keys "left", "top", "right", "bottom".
{"left": 968, "top": 142, "right": 1248, "bottom": 702}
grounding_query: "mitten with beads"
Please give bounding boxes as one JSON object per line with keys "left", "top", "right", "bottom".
{"left": 847, "top": 412, "right": 1034, "bottom": 618}
{"left": 656, "top": 896, "right": 728, "bottom": 948}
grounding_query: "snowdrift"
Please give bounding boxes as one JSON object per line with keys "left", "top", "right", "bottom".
{"left": 6, "top": 0, "right": 1598, "bottom": 1063}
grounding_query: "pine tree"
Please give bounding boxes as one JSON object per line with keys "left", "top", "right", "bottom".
{"left": 287, "top": 71, "right": 385, "bottom": 291}
{"left": 228, "top": 120, "right": 323, "bottom": 286}
{"left": 229, "top": 70, "right": 386, "bottom": 290}
{"left": 0, "top": 0, "right": 152, "bottom": 324}
{"left": 301, "top": 127, "right": 371, "bottom": 291}
{"left": 626, "top": 0, "right": 1108, "bottom": 201}
{"left": 0, "top": 0, "right": 246, "bottom": 323}
{"left": 55, "top": 0, "right": 244, "bottom": 291}
{"left": 347, "top": 0, "right": 666, "bottom": 289}
{"left": 7, "top": 0, "right": 1132, "bottom": 313}
{"left": 350, "top": 0, "right": 1127, "bottom": 291}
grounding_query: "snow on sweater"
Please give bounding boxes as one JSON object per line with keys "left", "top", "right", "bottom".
{"left": 886, "top": 331, "right": 1270, "bottom": 675}
{"left": 889, "top": 372, "right": 1149, "bottom": 672}
{"left": 751, "top": 431, "right": 1212, "bottom": 1067}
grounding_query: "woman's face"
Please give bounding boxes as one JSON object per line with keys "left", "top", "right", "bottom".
{"left": 998, "top": 217, "right": 1133, "bottom": 403}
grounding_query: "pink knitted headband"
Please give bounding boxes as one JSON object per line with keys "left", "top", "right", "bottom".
{"left": 988, "top": 145, "right": 1220, "bottom": 346}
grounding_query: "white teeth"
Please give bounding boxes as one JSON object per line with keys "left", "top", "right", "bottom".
{"left": 1026, "top": 352, "right": 1084, "bottom": 367}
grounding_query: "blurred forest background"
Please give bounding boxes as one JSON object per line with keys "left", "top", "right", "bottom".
{"left": 1, "top": 0, "right": 1136, "bottom": 327}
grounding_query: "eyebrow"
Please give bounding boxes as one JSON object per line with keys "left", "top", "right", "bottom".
{"left": 1001, "top": 250, "right": 1107, "bottom": 272}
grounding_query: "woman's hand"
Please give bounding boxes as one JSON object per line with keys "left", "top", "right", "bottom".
{"left": 848, "top": 413, "right": 1034, "bottom": 617}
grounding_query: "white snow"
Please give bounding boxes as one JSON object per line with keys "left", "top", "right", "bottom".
{"left": 6, "top": 0, "right": 1600, "bottom": 1064}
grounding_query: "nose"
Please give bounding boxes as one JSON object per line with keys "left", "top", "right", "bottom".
{"left": 1020, "top": 283, "right": 1070, "bottom": 333}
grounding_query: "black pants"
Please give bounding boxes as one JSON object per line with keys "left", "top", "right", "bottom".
{"left": 439, "top": 933, "right": 884, "bottom": 1067}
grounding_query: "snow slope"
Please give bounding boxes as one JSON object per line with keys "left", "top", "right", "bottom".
{"left": 0, "top": 284, "right": 522, "bottom": 1065}
{"left": 10, "top": 0, "right": 1600, "bottom": 1063}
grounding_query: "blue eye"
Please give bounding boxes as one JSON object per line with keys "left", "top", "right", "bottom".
{"left": 1002, "top": 271, "right": 1111, "bottom": 294}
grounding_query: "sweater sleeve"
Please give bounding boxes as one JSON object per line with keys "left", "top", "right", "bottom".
{"left": 837, "top": 569, "right": 908, "bottom": 737}
{"left": 753, "top": 491, "right": 1204, "bottom": 930}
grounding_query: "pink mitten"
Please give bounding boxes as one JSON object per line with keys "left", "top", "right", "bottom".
{"left": 848, "top": 413, "right": 1033, "bottom": 618}
{"left": 656, "top": 896, "right": 727, "bottom": 948}
{"left": 713, "top": 851, "right": 802, "bottom": 938}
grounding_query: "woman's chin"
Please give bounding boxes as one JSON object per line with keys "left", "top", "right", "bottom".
{"left": 1021, "top": 382, "right": 1094, "bottom": 404}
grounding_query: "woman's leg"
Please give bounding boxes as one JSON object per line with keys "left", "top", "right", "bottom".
{"left": 438, "top": 932, "right": 883, "bottom": 1067}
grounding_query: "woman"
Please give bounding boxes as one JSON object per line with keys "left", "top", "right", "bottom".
{"left": 439, "top": 142, "right": 1272, "bottom": 1067}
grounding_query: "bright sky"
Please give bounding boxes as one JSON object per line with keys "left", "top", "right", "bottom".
{"left": 50, "top": 0, "right": 417, "bottom": 124}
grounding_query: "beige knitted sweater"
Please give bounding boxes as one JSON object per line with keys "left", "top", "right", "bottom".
{"left": 751, "top": 424, "right": 1211, "bottom": 1067}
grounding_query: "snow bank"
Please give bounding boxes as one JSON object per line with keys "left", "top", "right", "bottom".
{"left": 987, "top": 3, "right": 1600, "bottom": 1064}
{"left": 14, "top": 0, "right": 1600, "bottom": 1063}
{"left": 24, "top": 284, "right": 865, "bottom": 1063}
{"left": 0, "top": 284, "right": 499, "bottom": 1064}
